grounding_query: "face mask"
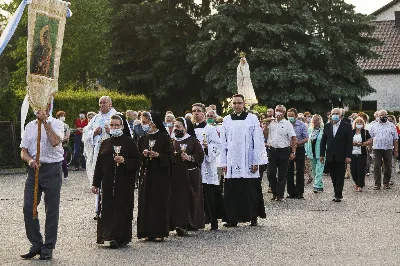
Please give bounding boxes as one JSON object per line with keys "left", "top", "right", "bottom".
{"left": 110, "top": 128, "right": 123, "bottom": 136}
{"left": 380, "top": 116, "right": 387, "bottom": 123}
{"left": 356, "top": 124, "right": 363, "bottom": 129}
{"left": 288, "top": 117, "right": 295, "bottom": 123}
{"left": 166, "top": 122, "right": 173, "bottom": 128}
{"left": 142, "top": 124, "right": 150, "bottom": 132}
{"left": 207, "top": 118, "right": 215, "bottom": 124}
{"left": 79, "top": 114, "right": 85, "bottom": 119}
{"left": 331, "top": 115, "right": 340, "bottom": 122}
{"left": 174, "top": 129, "right": 185, "bottom": 138}
{"left": 306, "top": 117, "right": 311, "bottom": 123}
{"left": 275, "top": 111, "right": 282, "bottom": 117}
{"left": 59, "top": 117, "right": 66, "bottom": 122}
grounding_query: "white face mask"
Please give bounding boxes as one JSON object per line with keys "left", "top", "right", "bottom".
{"left": 275, "top": 111, "right": 282, "bottom": 117}
{"left": 356, "top": 124, "right": 363, "bottom": 129}
{"left": 59, "top": 117, "right": 66, "bottom": 122}
{"left": 79, "top": 114, "right": 85, "bottom": 119}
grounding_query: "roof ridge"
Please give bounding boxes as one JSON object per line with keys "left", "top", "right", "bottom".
{"left": 371, "top": 0, "right": 400, "bottom": 16}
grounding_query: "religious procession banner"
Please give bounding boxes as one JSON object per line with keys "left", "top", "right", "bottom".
{"left": 26, "top": 0, "right": 69, "bottom": 111}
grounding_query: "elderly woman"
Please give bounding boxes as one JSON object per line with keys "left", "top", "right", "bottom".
{"left": 170, "top": 117, "right": 205, "bottom": 236}
{"left": 137, "top": 112, "right": 173, "bottom": 242}
{"left": 351, "top": 117, "right": 372, "bottom": 192}
{"left": 165, "top": 113, "right": 176, "bottom": 138}
{"left": 305, "top": 114, "right": 325, "bottom": 193}
{"left": 92, "top": 115, "right": 141, "bottom": 249}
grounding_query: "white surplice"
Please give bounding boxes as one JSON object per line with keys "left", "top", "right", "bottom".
{"left": 219, "top": 113, "right": 267, "bottom": 178}
{"left": 83, "top": 108, "right": 117, "bottom": 211}
{"left": 194, "top": 124, "right": 221, "bottom": 185}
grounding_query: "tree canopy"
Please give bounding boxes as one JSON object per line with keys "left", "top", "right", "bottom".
{"left": 0, "top": 0, "right": 380, "bottom": 114}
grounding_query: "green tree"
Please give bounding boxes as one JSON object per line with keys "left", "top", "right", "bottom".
{"left": 60, "top": 0, "right": 112, "bottom": 88}
{"left": 0, "top": 0, "right": 112, "bottom": 90}
{"left": 107, "top": 0, "right": 211, "bottom": 112}
{"left": 188, "top": 0, "right": 379, "bottom": 112}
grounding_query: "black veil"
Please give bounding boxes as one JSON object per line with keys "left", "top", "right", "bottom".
{"left": 150, "top": 111, "right": 168, "bottom": 135}
{"left": 176, "top": 117, "right": 195, "bottom": 137}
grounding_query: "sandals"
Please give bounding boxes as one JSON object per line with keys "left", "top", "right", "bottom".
{"left": 307, "top": 177, "right": 313, "bottom": 184}
{"left": 373, "top": 186, "right": 380, "bottom": 190}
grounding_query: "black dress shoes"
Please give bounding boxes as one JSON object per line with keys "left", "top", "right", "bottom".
{"left": 332, "top": 198, "right": 342, "bottom": 202}
{"left": 21, "top": 250, "right": 40, "bottom": 259}
{"left": 109, "top": 240, "right": 119, "bottom": 249}
{"left": 250, "top": 219, "right": 258, "bottom": 226}
{"left": 176, "top": 227, "right": 189, "bottom": 236}
{"left": 39, "top": 251, "right": 52, "bottom": 260}
{"left": 223, "top": 223, "right": 238, "bottom": 228}
{"left": 210, "top": 221, "right": 218, "bottom": 230}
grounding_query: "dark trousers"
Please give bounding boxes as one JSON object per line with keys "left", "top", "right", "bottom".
{"left": 74, "top": 134, "right": 86, "bottom": 169}
{"left": 23, "top": 162, "right": 62, "bottom": 253}
{"left": 267, "top": 147, "right": 290, "bottom": 197}
{"left": 351, "top": 154, "right": 366, "bottom": 188}
{"left": 327, "top": 158, "right": 345, "bottom": 198}
{"left": 373, "top": 149, "right": 392, "bottom": 186}
{"left": 287, "top": 146, "right": 305, "bottom": 197}
{"left": 62, "top": 149, "right": 68, "bottom": 178}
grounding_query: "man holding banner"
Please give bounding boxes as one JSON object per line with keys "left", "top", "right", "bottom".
{"left": 20, "top": 105, "right": 64, "bottom": 260}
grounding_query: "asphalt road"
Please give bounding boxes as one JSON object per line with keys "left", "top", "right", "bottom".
{"left": 1, "top": 170, "right": 399, "bottom": 266}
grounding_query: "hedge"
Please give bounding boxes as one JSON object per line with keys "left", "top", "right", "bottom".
{"left": 14, "top": 89, "right": 151, "bottom": 126}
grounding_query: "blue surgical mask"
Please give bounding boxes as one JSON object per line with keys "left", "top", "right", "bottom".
{"left": 166, "top": 122, "right": 173, "bottom": 128}
{"left": 110, "top": 128, "right": 123, "bottom": 137}
{"left": 142, "top": 124, "right": 150, "bottom": 132}
{"left": 332, "top": 115, "right": 340, "bottom": 122}
{"left": 288, "top": 117, "right": 296, "bottom": 123}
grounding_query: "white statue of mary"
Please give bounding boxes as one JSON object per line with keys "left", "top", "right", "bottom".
{"left": 237, "top": 52, "right": 258, "bottom": 106}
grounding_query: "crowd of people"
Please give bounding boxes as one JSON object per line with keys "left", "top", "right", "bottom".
{"left": 19, "top": 94, "right": 400, "bottom": 259}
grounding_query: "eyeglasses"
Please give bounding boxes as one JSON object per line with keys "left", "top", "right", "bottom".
{"left": 109, "top": 124, "right": 122, "bottom": 127}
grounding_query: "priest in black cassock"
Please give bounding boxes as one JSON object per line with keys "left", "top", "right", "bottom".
{"left": 219, "top": 94, "right": 267, "bottom": 227}
{"left": 92, "top": 115, "right": 141, "bottom": 249}
{"left": 170, "top": 117, "right": 205, "bottom": 236}
{"left": 137, "top": 112, "right": 173, "bottom": 242}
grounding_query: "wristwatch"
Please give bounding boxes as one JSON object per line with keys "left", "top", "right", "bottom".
{"left": 291, "top": 152, "right": 296, "bottom": 155}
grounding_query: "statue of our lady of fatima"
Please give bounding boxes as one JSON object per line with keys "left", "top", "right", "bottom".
{"left": 237, "top": 52, "right": 258, "bottom": 106}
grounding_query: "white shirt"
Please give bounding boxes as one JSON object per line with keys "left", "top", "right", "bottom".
{"left": 332, "top": 120, "right": 341, "bottom": 137}
{"left": 352, "top": 133, "right": 362, "bottom": 155}
{"left": 20, "top": 117, "right": 64, "bottom": 163}
{"left": 267, "top": 119, "right": 296, "bottom": 148}
{"left": 369, "top": 122, "right": 398, "bottom": 150}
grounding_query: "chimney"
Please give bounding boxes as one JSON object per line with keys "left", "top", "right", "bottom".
{"left": 396, "top": 11, "right": 400, "bottom": 27}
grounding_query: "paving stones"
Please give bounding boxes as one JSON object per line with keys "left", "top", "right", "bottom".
{"left": 1, "top": 171, "right": 400, "bottom": 265}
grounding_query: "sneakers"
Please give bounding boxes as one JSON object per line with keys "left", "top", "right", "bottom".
{"left": 357, "top": 187, "right": 363, "bottom": 192}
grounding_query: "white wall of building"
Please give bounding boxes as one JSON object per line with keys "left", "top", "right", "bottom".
{"left": 374, "top": 3, "right": 400, "bottom": 21}
{"left": 362, "top": 74, "right": 400, "bottom": 110}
